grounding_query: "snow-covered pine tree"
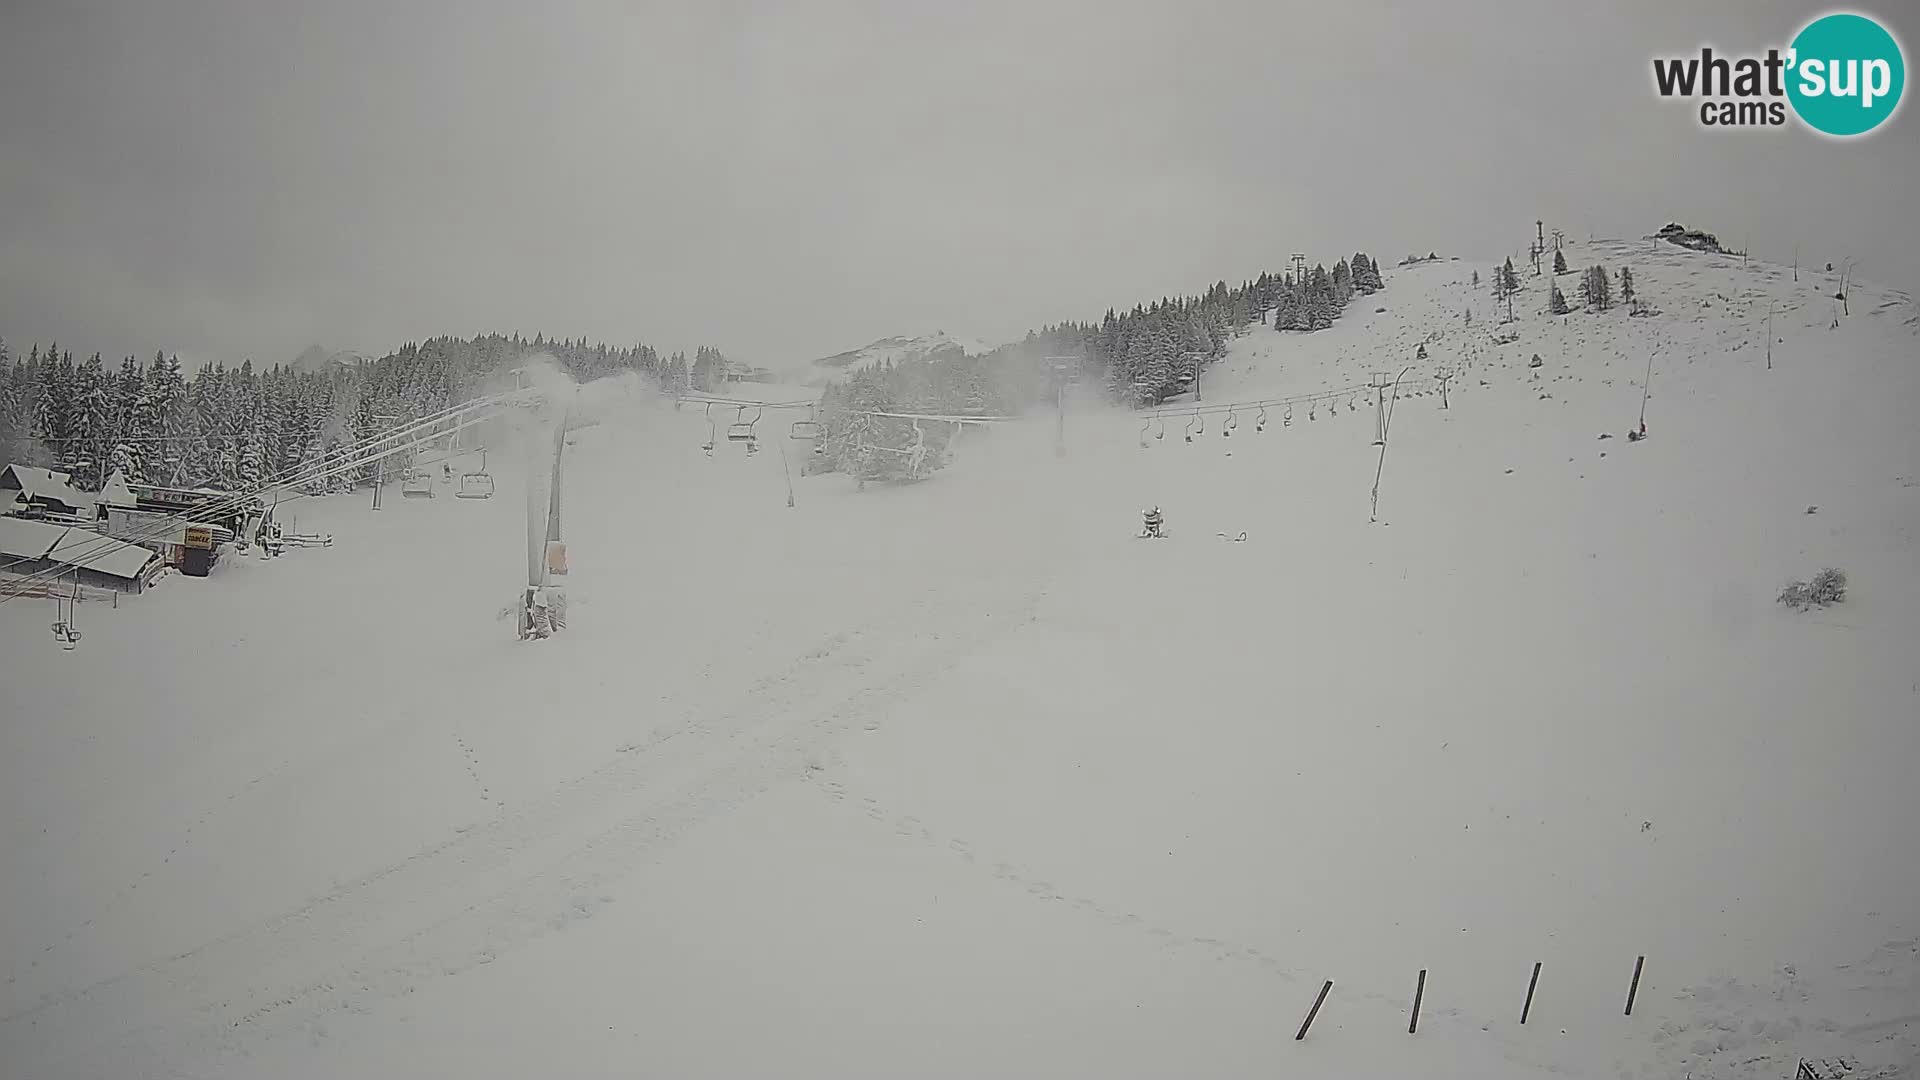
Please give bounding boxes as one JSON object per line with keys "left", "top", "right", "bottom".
{"left": 75, "top": 353, "right": 114, "bottom": 488}
{"left": 106, "top": 442, "right": 138, "bottom": 483}
{"left": 1619, "top": 266, "right": 1636, "bottom": 308}
{"left": 1307, "top": 264, "right": 1335, "bottom": 330}
{"left": 350, "top": 394, "right": 378, "bottom": 486}
{"left": 1550, "top": 282, "right": 1570, "bottom": 315}
{"left": 1553, "top": 248, "right": 1569, "bottom": 275}
{"left": 1359, "top": 253, "right": 1384, "bottom": 292}
{"left": 1584, "top": 265, "right": 1612, "bottom": 311}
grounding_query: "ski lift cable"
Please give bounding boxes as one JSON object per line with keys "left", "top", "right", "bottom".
{"left": 850, "top": 410, "right": 1016, "bottom": 423}
{"left": 1145, "top": 378, "right": 1434, "bottom": 425}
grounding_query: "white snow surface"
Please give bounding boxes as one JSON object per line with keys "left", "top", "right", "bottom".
{"left": 3, "top": 240, "right": 1918, "bottom": 1079}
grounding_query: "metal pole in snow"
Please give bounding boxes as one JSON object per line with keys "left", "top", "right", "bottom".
{"left": 1638, "top": 349, "right": 1657, "bottom": 430}
{"left": 1296, "top": 980, "right": 1333, "bottom": 1040}
{"left": 1521, "top": 962, "right": 1542, "bottom": 1024}
{"left": 1625, "top": 956, "right": 1646, "bottom": 1016}
{"left": 1409, "top": 969, "right": 1427, "bottom": 1034}
{"left": 1370, "top": 366, "right": 1413, "bottom": 523}
{"left": 526, "top": 426, "right": 546, "bottom": 590}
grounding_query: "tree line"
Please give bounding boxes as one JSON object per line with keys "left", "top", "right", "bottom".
{"left": 0, "top": 334, "right": 719, "bottom": 493}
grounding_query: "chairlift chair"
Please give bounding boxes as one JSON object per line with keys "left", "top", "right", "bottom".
{"left": 791, "top": 409, "right": 827, "bottom": 455}
{"left": 726, "top": 405, "right": 760, "bottom": 442}
{"left": 1222, "top": 409, "right": 1238, "bottom": 438}
{"left": 456, "top": 449, "right": 495, "bottom": 499}
{"left": 402, "top": 470, "right": 435, "bottom": 498}
{"left": 1256, "top": 404, "right": 1268, "bottom": 432}
{"left": 725, "top": 404, "right": 763, "bottom": 454}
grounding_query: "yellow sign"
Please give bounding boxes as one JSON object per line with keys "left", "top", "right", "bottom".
{"left": 184, "top": 526, "right": 213, "bottom": 549}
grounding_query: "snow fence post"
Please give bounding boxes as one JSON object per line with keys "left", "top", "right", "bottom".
{"left": 1625, "top": 955, "right": 1645, "bottom": 1016}
{"left": 1295, "top": 979, "right": 1333, "bottom": 1040}
{"left": 1409, "top": 969, "right": 1427, "bottom": 1034}
{"left": 1521, "top": 961, "right": 1542, "bottom": 1024}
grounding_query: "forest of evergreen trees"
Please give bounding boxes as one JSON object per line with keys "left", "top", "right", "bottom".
{"left": 0, "top": 334, "right": 713, "bottom": 493}
{"left": 0, "top": 250, "right": 1383, "bottom": 493}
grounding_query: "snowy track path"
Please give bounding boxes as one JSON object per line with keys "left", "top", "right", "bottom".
{"left": 805, "top": 771, "right": 1602, "bottom": 1078}
{"left": 1, "top": 566, "right": 1057, "bottom": 1077}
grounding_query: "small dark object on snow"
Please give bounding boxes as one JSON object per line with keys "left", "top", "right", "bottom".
{"left": 1805, "top": 505, "right": 1818, "bottom": 515}
{"left": 1138, "top": 507, "right": 1167, "bottom": 539}
{"left": 1528, "top": 354, "right": 1543, "bottom": 368}
{"left": 1598, "top": 433, "right": 1613, "bottom": 440}
{"left": 1798, "top": 1055, "right": 1858, "bottom": 1080}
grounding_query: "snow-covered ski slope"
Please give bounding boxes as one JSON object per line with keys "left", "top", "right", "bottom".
{"left": 3, "top": 239, "right": 1917, "bottom": 1079}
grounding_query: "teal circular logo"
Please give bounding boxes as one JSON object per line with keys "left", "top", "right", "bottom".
{"left": 1787, "top": 12, "right": 1905, "bottom": 136}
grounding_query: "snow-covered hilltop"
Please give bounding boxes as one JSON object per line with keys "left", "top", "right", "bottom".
{"left": 2, "top": 233, "right": 1916, "bottom": 1080}
{"left": 803, "top": 329, "right": 999, "bottom": 380}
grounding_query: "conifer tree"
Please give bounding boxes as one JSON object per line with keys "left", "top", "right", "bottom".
{"left": 1553, "top": 248, "right": 1569, "bottom": 275}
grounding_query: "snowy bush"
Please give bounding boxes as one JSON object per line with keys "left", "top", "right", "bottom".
{"left": 1778, "top": 567, "right": 1847, "bottom": 611}
{"left": 1810, "top": 567, "right": 1848, "bottom": 605}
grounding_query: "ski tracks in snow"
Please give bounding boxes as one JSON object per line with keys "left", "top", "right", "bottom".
{"left": 0, "top": 567, "right": 1055, "bottom": 1078}
{"left": 804, "top": 771, "right": 1590, "bottom": 1066}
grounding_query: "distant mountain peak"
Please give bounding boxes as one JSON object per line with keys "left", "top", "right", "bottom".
{"left": 808, "top": 331, "right": 998, "bottom": 378}
{"left": 291, "top": 346, "right": 366, "bottom": 374}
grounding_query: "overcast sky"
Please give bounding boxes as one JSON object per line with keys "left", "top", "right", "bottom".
{"left": 1, "top": 1, "right": 1914, "bottom": 371}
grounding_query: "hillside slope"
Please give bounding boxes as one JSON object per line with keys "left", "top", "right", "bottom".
{"left": 2, "top": 239, "right": 1916, "bottom": 1080}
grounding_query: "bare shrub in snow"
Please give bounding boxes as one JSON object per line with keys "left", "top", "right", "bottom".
{"left": 1778, "top": 568, "right": 1847, "bottom": 611}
